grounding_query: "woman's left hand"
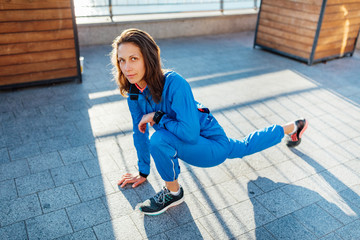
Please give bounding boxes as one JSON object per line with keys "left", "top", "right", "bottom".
{"left": 138, "top": 112, "right": 155, "bottom": 133}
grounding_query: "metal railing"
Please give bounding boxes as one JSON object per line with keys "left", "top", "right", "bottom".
{"left": 74, "top": 0, "right": 259, "bottom": 21}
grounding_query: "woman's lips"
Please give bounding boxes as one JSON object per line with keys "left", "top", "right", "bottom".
{"left": 127, "top": 74, "right": 136, "bottom": 78}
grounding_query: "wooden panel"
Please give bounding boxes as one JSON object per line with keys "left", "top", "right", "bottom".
{"left": 0, "top": 29, "right": 74, "bottom": 44}
{"left": 321, "top": 18, "right": 360, "bottom": 29}
{"left": 0, "top": 49, "right": 76, "bottom": 66}
{"left": 256, "top": 32, "right": 313, "bottom": 53}
{"left": 0, "top": 39, "right": 75, "bottom": 56}
{"left": 0, "top": 19, "right": 73, "bottom": 34}
{"left": 262, "top": 0, "right": 323, "bottom": 6}
{"left": 318, "top": 25, "right": 360, "bottom": 38}
{"left": 261, "top": 4, "right": 320, "bottom": 22}
{"left": 327, "top": 0, "right": 360, "bottom": 4}
{"left": 317, "top": 29, "right": 359, "bottom": 45}
{"left": 0, "top": 58, "right": 77, "bottom": 76}
{"left": 260, "top": 12, "right": 319, "bottom": 30}
{"left": 0, "top": 0, "right": 71, "bottom": 10}
{"left": 0, "top": 9, "right": 72, "bottom": 22}
{"left": 263, "top": 0, "right": 321, "bottom": 14}
{"left": 258, "top": 25, "right": 314, "bottom": 45}
{"left": 314, "top": 44, "right": 354, "bottom": 60}
{"left": 325, "top": 3, "right": 360, "bottom": 13}
{"left": 315, "top": 38, "right": 356, "bottom": 51}
{"left": 259, "top": 19, "right": 316, "bottom": 38}
{"left": 256, "top": 38, "right": 311, "bottom": 59}
{"left": 0, "top": 68, "right": 78, "bottom": 86}
{"left": 323, "top": 10, "right": 360, "bottom": 21}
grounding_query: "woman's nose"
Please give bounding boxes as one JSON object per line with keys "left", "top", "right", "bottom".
{"left": 124, "top": 62, "right": 132, "bottom": 71}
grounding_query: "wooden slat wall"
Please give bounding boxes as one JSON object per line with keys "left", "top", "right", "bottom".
{"left": 314, "top": 0, "right": 360, "bottom": 60}
{"left": 0, "top": 0, "right": 79, "bottom": 87}
{"left": 255, "top": 0, "right": 321, "bottom": 60}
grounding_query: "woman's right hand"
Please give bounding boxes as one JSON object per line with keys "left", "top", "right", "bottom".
{"left": 117, "top": 173, "right": 147, "bottom": 188}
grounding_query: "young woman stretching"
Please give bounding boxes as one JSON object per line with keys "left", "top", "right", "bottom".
{"left": 113, "top": 29, "right": 308, "bottom": 216}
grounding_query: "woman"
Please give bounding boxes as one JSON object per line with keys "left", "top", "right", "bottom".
{"left": 112, "top": 29, "right": 308, "bottom": 216}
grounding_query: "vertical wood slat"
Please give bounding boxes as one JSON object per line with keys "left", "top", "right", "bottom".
{"left": 0, "top": 0, "right": 80, "bottom": 88}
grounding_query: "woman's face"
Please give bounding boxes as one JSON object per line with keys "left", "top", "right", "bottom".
{"left": 118, "top": 42, "right": 146, "bottom": 88}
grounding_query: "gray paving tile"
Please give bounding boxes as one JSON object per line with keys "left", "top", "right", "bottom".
{"left": 38, "top": 137, "right": 72, "bottom": 154}
{"left": 8, "top": 142, "right": 41, "bottom": 160}
{"left": 130, "top": 209, "right": 178, "bottom": 238}
{"left": 317, "top": 196, "right": 360, "bottom": 225}
{"left": 264, "top": 215, "right": 317, "bottom": 240}
{"left": 246, "top": 173, "right": 287, "bottom": 193}
{"left": 0, "top": 148, "right": 10, "bottom": 164}
{"left": 0, "top": 194, "right": 42, "bottom": 226}
{"left": 26, "top": 209, "right": 73, "bottom": 240}
{"left": 292, "top": 203, "right": 343, "bottom": 238}
{"left": 0, "top": 222, "right": 27, "bottom": 240}
{"left": 336, "top": 219, "right": 360, "bottom": 240}
{"left": 220, "top": 176, "right": 264, "bottom": 202}
{"left": 167, "top": 193, "right": 210, "bottom": 225}
{"left": 38, "top": 184, "right": 81, "bottom": 213}
{"left": 82, "top": 156, "right": 120, "bottom": 177}
{"left": 27, "top": 152, "right": 64, "bottom": 173}
{"left": 340, "top": 185, "right": 360, "bottom": 207}
{"left": 101, "top": 190, "right": 141, "bottom": 219}
{"left": 164, "top": 221, "right": 213, "bottom": 240}
{"left": 0, "top": 136, "right": 6, "bottom": 149}
{"left": 255, "top": 188, "right": 302, "bottom": 218}
{"left": 234, "top": 227, "right": 276, "bottom": 240}
{"left": 74, "top": 175, "right": 115, "bottom": 201}
{"left": 15, "top": 170, "right": 55, "bottom": 197}
{"left": 0, "top": 179, "right": 17, "bottom": 201}
{"left": 145, "top": 233, "right": 169, "bottom": 240}
{"left": 281, "top": 182, "right": 323, "bottom": 207}
{"left": 0, "top": 159, "right": 30, "bottom": 182}
{"left": 197, "top": 208, "right": 248, "bottom": 239}
{"left": 48, "top": 124, "right": 79, "bottom": 138}
{"left": 228, "top": 199, "right": 276, "bottom": 231}
{"left": 56, "top": 228, "right": 97, "bottom": 240}
{"left": 190, "top": 166, "right": 231, "bottom": 188}
{"left": 192, "top": 185, "right": 238, "bottom": 212}
{"left": 93, "top": 216, "right": 142, "bottom": 240}
{"left": 66, "top": 198, "right": 111, "bottom": 231}
{"left": 319, "top": 232, "right": 342, "bottom": 240}
{"left": 2, "top": 133, "right": 23, "bottom": 148}
{"left": 50, "top": 162, "right": 89, "bottom": 186}
{"left": 21, "top": 127, "right": 53, "bottom": 143}
{"left": 59, "top": 145, "right": 95, "bottom": 165}
{"left": 67, "top": 131, "right": 96, "bottom": 147}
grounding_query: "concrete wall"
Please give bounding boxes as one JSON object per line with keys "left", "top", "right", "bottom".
{"left": 77, "top": 11, "right": 258, "bottom": 46}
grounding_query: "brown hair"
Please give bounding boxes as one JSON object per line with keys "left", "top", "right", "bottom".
{"left": 111, "top": 28, "right": 164, "bottom": 103}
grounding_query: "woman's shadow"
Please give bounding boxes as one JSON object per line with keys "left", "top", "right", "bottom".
{"left": 249, "top": 149, "right": 360, "bottom": 239}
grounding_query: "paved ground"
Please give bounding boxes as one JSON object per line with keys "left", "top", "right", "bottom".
{"left": 1, "top": 32, "right": 360, "bottom": 240}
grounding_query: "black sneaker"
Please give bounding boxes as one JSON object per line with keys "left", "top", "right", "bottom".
{"left": 287, "top": 119, "right": 308, "bottom": 148}
{"left": 139, "top": 186, "right": 184, "bottom": 216}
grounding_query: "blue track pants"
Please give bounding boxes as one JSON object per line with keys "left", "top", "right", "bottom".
{"left": 150, "top": 124, "right": 284, "bottom": 182}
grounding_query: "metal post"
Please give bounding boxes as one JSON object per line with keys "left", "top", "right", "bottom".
{"left": 220, "top": 0, "right": 224, "bottom": 13}
{"left": 109, "top": 0, "right": 113, "bottom": 22}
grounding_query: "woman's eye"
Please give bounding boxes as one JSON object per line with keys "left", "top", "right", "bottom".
{"left": 131, "top": 57, "right": 137, "bottom": 61}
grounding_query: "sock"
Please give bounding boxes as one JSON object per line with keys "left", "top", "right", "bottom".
{"left": 289, "top": 122, "right": 297, "bottom": 135}
{"left": 170, "top": 187, "right": 181, "bottom": 196}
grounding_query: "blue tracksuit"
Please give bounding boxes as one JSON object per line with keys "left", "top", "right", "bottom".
{"left": 128, "top": 71, "right": 284, "bottom": 181}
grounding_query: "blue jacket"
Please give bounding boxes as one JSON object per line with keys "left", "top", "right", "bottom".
{"left": 127, "top": 71, "right": 224, "bottom": 176}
